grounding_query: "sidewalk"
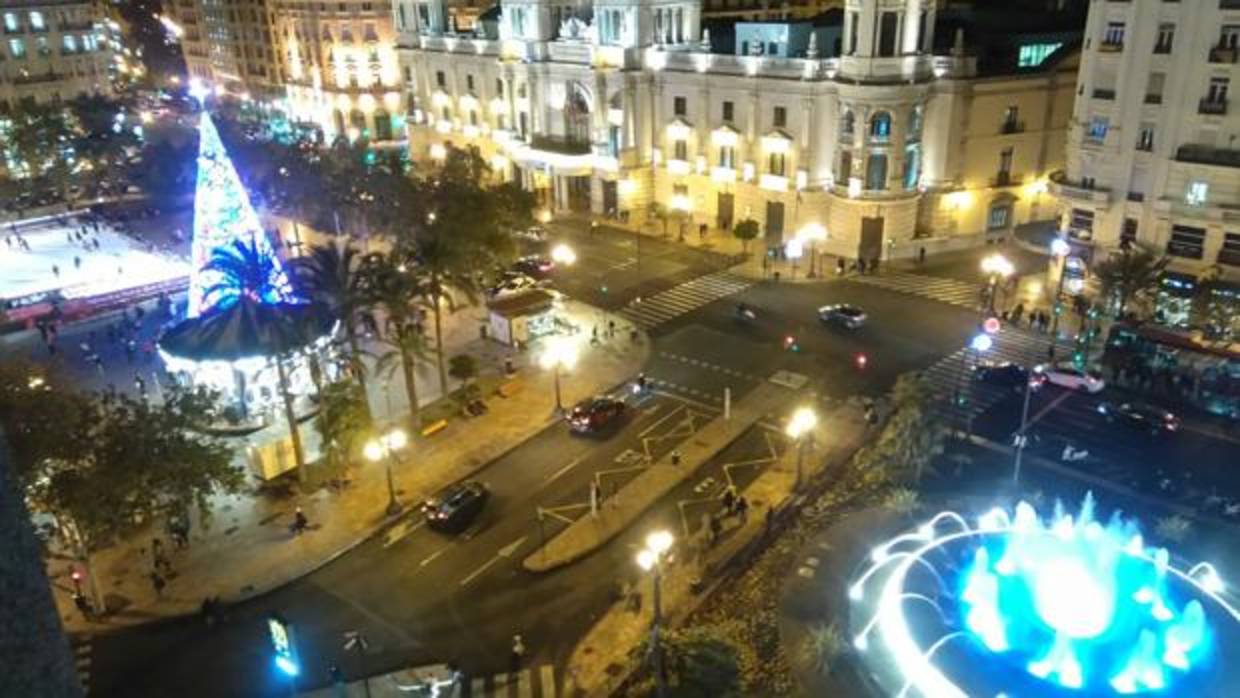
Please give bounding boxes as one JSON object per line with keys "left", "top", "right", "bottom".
{"left": 523, "top": 382, "right": 793, "bottom": 572}
{"left": 559, "top": 402, "right": 867, "bottom": 698}
{"left": 50, "top": 300, "right": 650, "bottom": 633}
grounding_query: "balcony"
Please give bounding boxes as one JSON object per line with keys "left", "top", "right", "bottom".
{"left": 1219, "top": 249, "right": 1240, "bottom": 267}
{"left": 1098, "top": 41, "right": 1124, "bottom": 53}
{"left": 58, "top": 20, "right": 94, "bottom": 31}
{"left": 1092, "top": 88, "right": 1117, "bottom": 100}
{"left": 1144, "top": 93, "right": 1163, "bottom": 105}
{"left": 1223, "top": 0, "right": 1240, "bottom": 9}
{"left": 1048, "top": 170, "right": 1111, "bottom": 205}
{"left": 529, "top": 135, "right": 591, "bottom": 156}
{"left": 1000, "top": 120, "right": 1025, "bottom": 135}
{"left": 1153, "top": 42, "right": 1173, "bottom": 55}
{"left": 1209, "top": 46, "right": 1237, "bottom": 63}
{"left": 1176, "top": 144, "right": 1240, "bottom": 169}
{"left": 1199, "top": 98, "right": 1229, "bottom": 115}
{"left": 993, "top": 171, "right": 1013, "bottom": 187}
{"left": 12, "top": 71, "right": 61, "bottom": 85}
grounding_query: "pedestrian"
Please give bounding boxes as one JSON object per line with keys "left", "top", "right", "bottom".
{"left": 765, "top": 506, "right": 775, "bottom": 534}
{"left": 1047, "top": 343, "right": 1056, "bottom": 362}
{"left": 52, "top": 264, "right": 60, "bottom": 278}
{"left": 671, "top": 449, "right": 681, "bottom": 467}
{"left": 721, "top": 486, "right": 736, "bottom": 515}
{"left": 152, "top": 537, "right": 171, "bottom": 573}
{"left": 509, "top": 634, "right": 526, "bottom": 673}
{"left": 858, "top": 258, "right": 867, "bottom": 274}
{"left": 591, "top": 325, "right": 600, "bottom": 344}
{"left": 608, "top": 319, "right": 616, "bottom": 338}
{"left": 169, "top": 515, "right": 190, "bottom": 548}
{"left": 292, "top": 507, "right": 308, "bottom": 535}
{"left": 836, "top": 258, "right": 845, "bottom": 275}
{"left": 201, "top": 596, "right": 217, "bottom": 628}
{"left": 74, "top": 256, "right": 82, "bottom": 270}
{"left": 94, "top": 355, "right": 105, "bottom": 374}
{"left": 735, "top": 496, "right": 749, "bottom": 524}
{"left": 150, "top": 571, "right": 166, "bottom": 598}
{"left": 708, "top": 514, "right": 723, "bottom": 546}
{"left": 74, "top": 592, "right": 93, "bottom": 619}
{"left": 918, "top": 246, "right": 926, "bottom": 264}
{"left": 871, "top": 257, "right": 880, "bottom": 273}
{"left": 134, "top": 373, "right": 147, "bottom": 398}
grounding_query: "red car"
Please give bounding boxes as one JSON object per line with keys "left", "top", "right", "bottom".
{"left": 568, "top": 396, "right": 626, "bottom": 433}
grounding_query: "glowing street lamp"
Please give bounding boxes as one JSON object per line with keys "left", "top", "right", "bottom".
{"left": 365, "top": 427, "right": 408, "bottom": 516}
{"left": 981, "top": 253, "right": 1015, "bottom": 314}
{"left": 1049, "top": 236, "right": 1071, "bottom": 341}
{"left": 785, "top": 406, "right": 818, "bottom": 487}
{"left": 550, "top": 243, "right": 577, "bottom": 267}
{"left": 539, "top": 337, "right": 579, "bottom": 412}
{"left": 797, "top": 223, "right": 827, "bottom": 277}
{"left": 636, "top": 530, "right": 674, "bottom": 698}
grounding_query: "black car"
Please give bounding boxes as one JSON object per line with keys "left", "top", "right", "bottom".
{"left": 1098, "top": 401, "right": 1180, "bottom": 435}
{"left": 422, "top": 481, "right": 489, "bottom": 532}
{"left": 973, "top": 362, "right": 1046, "bottom": 391}
{"left": 512, "top": 255, "right": 554, "bottom": 279}
{"left": 568, "top": 396, "right": 626, "bottom": 433}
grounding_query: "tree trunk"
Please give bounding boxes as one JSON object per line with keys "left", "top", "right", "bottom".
{"left": 275, "top": 356, "right": 307, "bottom": 481}
{"left": 432, "top": 292, "right": 449, "bottom": 398}
{"left": 399, "top": 336, "right": 420, "bottom": 432}
{"left": 345, "top": 321, "right": 372, "bottom": 421}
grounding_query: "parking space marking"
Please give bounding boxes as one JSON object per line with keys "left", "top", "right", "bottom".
{"left": 543, "top": 455, "right": 586, "bottom": 485}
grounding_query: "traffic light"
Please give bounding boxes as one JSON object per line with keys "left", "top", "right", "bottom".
{"left": 855, "top": 353, "right": 868, "bottom": 369}
{"left": 784, "top": 336, "right": 800, "bottom": 352}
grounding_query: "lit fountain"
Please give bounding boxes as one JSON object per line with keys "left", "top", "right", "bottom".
{"left": 848, "top": 494, "right": 1238, "bottom": 697}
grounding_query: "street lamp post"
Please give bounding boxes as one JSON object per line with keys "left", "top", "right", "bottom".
{"left": 539, "top": 338, "right": 579, "bottom": 412}
{"left": 785, "top": 406, "right": 818, "bottom": 488}
{"left": 636, "top": 530, "right": 674, "bottom": 698}
{"left": 1012, "top": 367, "right": 1036, "bottom": 486}
{"left": 1048, "top": 236, "right": 1071, "bottom": 342}
{"left": 980, "top": 253, "right": 1015, "bottom": 315}
{"left": 797, "top": 223, "right": 827, "bottom": 279}
{"left": 364, "top": 428, "right": 408, "bottom": 516}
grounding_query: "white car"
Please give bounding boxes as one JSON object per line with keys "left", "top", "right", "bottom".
{"left": 1037, "top": 364, "right": 1105, "bottom": 393}
{"left": 818, "top": 304, "right": 867, "bottom": 329}
{"left": 488, "top": 273, "right": 544, "bottom": 299}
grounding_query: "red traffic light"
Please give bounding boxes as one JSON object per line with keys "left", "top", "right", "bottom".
{"left": 856, "top": 353, "right": 868, "bottom": 369}
{"left": 71, "top": 569, "right": 82, "bottom": 581}
{"left": 982, "top": 317, "right": 1001, "bottom": 334}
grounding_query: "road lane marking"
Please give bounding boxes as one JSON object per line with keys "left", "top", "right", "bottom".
{"left": 419, "top": 545, "right": 450, "bottom": 567}
{"left": 638, "top": 402, "right": 686, "bottom": 437}
{"left": 381, "top": 518, "right": 425, "bottom": 548}
{"left": 459, "top": 535, "right": 528, "bottom": 587}
{"left": 541, "top": 665, "right": 558, "bottom": 698}
{"left": 1027, "top": 390, "right": 1074, "bottom": 428}
{"left": 543, "top": 455, "right": 585, "bottom": 484}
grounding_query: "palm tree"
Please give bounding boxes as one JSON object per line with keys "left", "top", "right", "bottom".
{"left": 365, "top": 253, "right": 429, "bottom": 431}
{"left": 1092, "top": 245, "right": 1168, "bottom": 319}
{"left": 291, "top": 242, "right": 373, "bottom": 419}
{"left": 201, "top": 239, "right": 309, "bottom": 478}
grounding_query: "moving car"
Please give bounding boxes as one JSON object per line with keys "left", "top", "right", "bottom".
{"left": 1098, "top": 401, "right": 1180, "bottom": 435}
{"left": 488, "top": 273, "right": 543, "bottom": 299}
{"left": 568, "top": 396, "right": 626, "bottom": 433}
{"left": 516, "top": 226, "right": 547, "bottom": 243}
{"left": 422, "top": 481, "right": 489, "bottom": 532}
{"left": 973, "top": 362, "right": 1046, "bottom": 391}
{"left": 1038, "top": 364, "right": 1106, "bottom": 393}
{"left": 818, "top": 304, "right": 867, "bottom": 329}
{"left": 511, "top": 255, "right": 554, "bottom": 279}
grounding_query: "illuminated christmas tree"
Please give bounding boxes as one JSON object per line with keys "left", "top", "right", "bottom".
{"left": 186, "top": 112, "right": 297, "bottom": 318}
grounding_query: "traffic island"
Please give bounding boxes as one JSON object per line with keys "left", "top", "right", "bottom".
{"left": 522, "top": 382, "right": 794, "bottom": 573}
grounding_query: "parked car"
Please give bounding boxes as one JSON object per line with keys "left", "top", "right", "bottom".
{"left": 488, "top": 273, "right": 543, "bottom": 299}
{"left": 818, "top": 304, "right": 867, "bottom": 329}
{"left": 973, "top": 362, "right": 1046, "bottom": 391}
{"left": 568, "top": 396, "right": 626, "bottom": 434}
{"left": 422, "top": 481, "right": 489, "bottom": 532}
{"left": 516, "top": 226, "right": 547, "bottom": 242}
{"left": 1038, "top": 364, "right": 1106, "bottom": 393}
{"left": 1098, "top": 400, "right": 1180, "bottom": 435}
{"left": 511, "top": 255, "right": 554, "bottom": 279}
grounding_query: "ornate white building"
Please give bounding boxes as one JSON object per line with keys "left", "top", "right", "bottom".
{"left": 1055, "top": 0, "right": 1240, "bottom": 282}
{"left": 398, "top": 0, "right": 1081, "bottom": 260}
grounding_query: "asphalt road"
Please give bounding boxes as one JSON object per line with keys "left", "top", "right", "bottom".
{"left": 85, "top": 226, "right": 984, "bottom": 697}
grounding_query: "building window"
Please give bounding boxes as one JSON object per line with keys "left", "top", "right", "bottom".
{"left": 3, "top": 12, "right": 17, "bottom": 32}
{"left": 722, "top": 100, "right": 733, "bottom": 122}
{"left": 435, "top": 70, "right": 445, "bottom": 87}
{"left": 1002, "top": 106, "right": 1020, "bottom": 133}
{"left": 1121, "top": 218, "right": 1138, "bottom": 248}
{"left": 841, "top": 110, "right": 854, "bottom": 136}
{"left": 519, "top": 112, "right": 528, "bottom": 139}
{"left": 1207, "top": 77, "right": 1230, "bottom": 104}
{"left": 674, "top": 139, "right": 687, "bottom": 161}
{"left": 1069, "top": 208, "right": 1094, "bottom": 237}
{"left": 1221, "top": 25, "right": 1240, "bottom": 50}
{"left": 838, "top": 151, "right": 852, "bottom": 183}
{"left": 878, "top": 11, "right": 898, "bottom": 57}
{"left": 866, "top": 153, "right": 887, "bottom": 190}
{"left": 8, "top": 38, "right": 24, "bottom": 58}
{"left": 1017, "top": 42, "right": 1062, "bottom": 67}
{"left": 998, "top": 147, "right": 1013, "bottom": 182}
{"left": 495, "top": 78, "right": 503, "bottom": 95}
{"left": 1167, "top": 225, "right": 1206, "bottom": 259}
{"left": 1155, "top": 23, "right": 1174, "bottom": 53}
{"left": 1220, "top": 232, "right": 1240, "bottom": 266}
{"left": 1136, "top": 125, "right": 1154, "bottom": 152}
{"left": 673, "top": 96, "right": 686, "bottom": 117}
{"left": 1146, "top": 72, "right": 1165, "bottom": 104}
{"left": 466, "top": 74, "right": 474, "bottom": 91}
{"left": 1103, "top": 22, "right": 1125, "bottom": 48}
{"left": 870, "top": 111, "right": 891, "bottom": 141}
{"left": 903, "top": 145, "right": 920, "bottom": 190}
{"left": 1086, "top": 117, "right": 1108, "bottom": 142}
{"left": 469, "top": 110, "right": 478, "bottom": 126}
{"left": 718, "top": 145, "right": 735, "bottom": 169}
{"left": 773, "top": 106, "right": 786, "bottom": 128}
{"left": 62, "top": 34, "right": 77, "bottom": 53}
{"left": 768, "top": 152, "right": 786, "bottom": 177}
{"left": 28, "top": 11, "right": 44, "bottom": 31}
{"left": 988, "top": 203, "right": 1011, "bottom": 230}
{"left": 1186, "top": 181, "right": 1209, "bottom": 206}
{"left": 909, "top": 106, "right": 922, "bottom": 138}
{"left": 608, "top": 126, "right": 621, "bottom": 156}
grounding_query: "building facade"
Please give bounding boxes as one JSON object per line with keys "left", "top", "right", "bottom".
{"left": 1056, "top": 0, "right": 1240, "bottom": 282}
{"left": 168, "top": 0, "right": 285, "bottom": 100}
{"left": 0, "top": 0, "right": 114, "bottom": 110}
{"left": 398, "top": 0, "right": 1078, "bottom": 260}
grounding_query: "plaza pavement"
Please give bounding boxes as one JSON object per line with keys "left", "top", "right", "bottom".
{"left": 49, "top": 298, "right": 650, "bottom": 633}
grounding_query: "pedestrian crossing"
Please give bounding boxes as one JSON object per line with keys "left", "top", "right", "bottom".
{"left": 71, "top": 635, "right": 92, "bottom": 694}
{"left": 917, "top": 326, "right": 1067, "bottom": 426}
{"left": 847, "top": 270, "right": 984, "bottom": 310}
{"left": 465, "top": 665, "right": 557, "bottom": 698}
{"left": 617, "top": 271, "right": 752, "bottom": 329}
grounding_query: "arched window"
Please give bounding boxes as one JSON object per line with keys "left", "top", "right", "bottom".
{"left": 866, "top": 153, "right": 888, "bottom": 191}
{"left": 374, "top": 109, "right": 392, "bottom": 140}
{"left": 908, "top": 106, "right": 923, "bottom": 139}
{"left": 870, "top": 111, "right": 891, "bottom": 141}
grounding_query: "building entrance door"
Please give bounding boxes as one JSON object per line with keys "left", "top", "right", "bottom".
{"left": 717, "top": 192, "right": 734, "bottom": 232}
{"left": 765, "top": 201, "right": 785, "bottom": 248}
{"left": 859, "top": 216, "right": 884, "bottom": 261}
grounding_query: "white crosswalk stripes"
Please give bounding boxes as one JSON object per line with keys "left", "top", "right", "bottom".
{"left": 465, "top": 664, "right": 557, "bottom": 697}
{"left": 72, "top": 635, "right": 92, "bottom": 694}
{"left": 848, "top": 270, "right": 984, "bottom": 309}
{"left": 618, "top": 272, "right": 752, "bottom": 329}
{"left": 917, "top": 327, "right": 1069, "bottom": 424}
